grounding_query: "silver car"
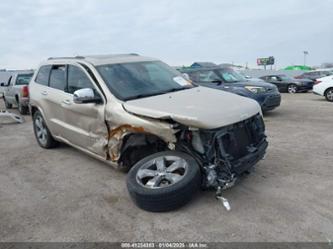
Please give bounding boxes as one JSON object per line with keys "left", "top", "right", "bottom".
{"left": 1, "top": 71, "right": 33, "bottom": 114}
{"left": 29, "top": 54, "right": 268, "bottom": 212}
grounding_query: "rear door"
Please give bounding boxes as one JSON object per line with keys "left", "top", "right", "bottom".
{"left": 60, "top": 63, "right": 108, "bottom": 156}
{"left": 31, "top": 65, "right": 52, "bottom": 122}
{"left": 41, "top": 64, "right": 69, "bottom": 138}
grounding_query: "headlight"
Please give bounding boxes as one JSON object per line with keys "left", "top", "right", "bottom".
{"left": 245, "top": 86, "right": 266, "bottom": 94}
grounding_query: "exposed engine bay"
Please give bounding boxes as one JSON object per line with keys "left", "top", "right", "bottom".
{"left": 175, "top": 113, "right": 268, "bottom": 208}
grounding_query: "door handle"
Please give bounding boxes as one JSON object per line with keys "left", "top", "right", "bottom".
{"left": 62, "top": 99, "right": 71, "bottom": 105}
{"left": 41, "top": 91, "right": 48, "bottom": 96}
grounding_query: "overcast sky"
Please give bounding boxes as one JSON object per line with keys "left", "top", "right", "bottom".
{"left": 0, "top": 0, "right": 332, "bottom": 69}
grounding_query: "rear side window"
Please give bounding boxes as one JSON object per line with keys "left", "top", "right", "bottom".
{"left": 67, "top": 65, "right": 94, "bottom": 94}
{"left": 16, "top": 74, "right": 33, "bottom": 85}
{"left": 35, "top": 65, "right": 52, "bottom": 85}
{"left": 49, "top": 65, "right": 66, "bottom": 91}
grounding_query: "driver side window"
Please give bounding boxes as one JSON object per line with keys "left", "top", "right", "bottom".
{"left": 67, "top": 65, "right": 95, "bottom": 94}
{"left": 188, "top": 71, "right": 220, "bottom": 83}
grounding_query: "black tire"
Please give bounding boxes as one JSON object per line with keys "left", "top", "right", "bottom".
{"left": 325, "top": 88, "right": 333, "bottom": 102}
{"left": 4, "top": 97, "right": 12, "bottom": 109}
{"left": 33, "top": 110, "right": 58, "bottom": 149}
{"left": 18, "top": 100, "right": 29, "bottom": 115}
{"left": 287, "top": 84, "right": 298, "bottom": 94}
{"left": 127, "top": 151, "right": 201, "bottom": 212}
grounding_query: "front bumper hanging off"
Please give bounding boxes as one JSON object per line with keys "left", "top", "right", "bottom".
{"left": 200, "top": 114, "right": 268, "bottom": 189}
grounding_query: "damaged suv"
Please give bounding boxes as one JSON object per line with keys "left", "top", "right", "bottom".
{"left": 29, "top": 54, "right": 268, "bottom": 212}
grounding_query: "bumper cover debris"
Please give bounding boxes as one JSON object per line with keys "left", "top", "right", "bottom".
{"left": 0, "top": 110, "right": 25, "bottom": 124}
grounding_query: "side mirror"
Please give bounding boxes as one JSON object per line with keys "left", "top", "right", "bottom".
{"left": 182, "top": 73, "right": 190, "bottom": 81}
{"left": 73, "top": 88, "right": 102, "bottom": 104}
{"left": 0, "top": 82, "right": 6, "bottom": 87}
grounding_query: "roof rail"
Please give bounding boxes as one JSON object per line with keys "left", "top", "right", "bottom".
{"left": 85, "top": 53, "right": 140, "bottom": 58}
{"left": 47, "top": 56, "right": 85, "bottom": 60}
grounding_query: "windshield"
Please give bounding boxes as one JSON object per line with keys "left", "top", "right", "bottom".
{"left": 97, "top": 61, "right": 194, "bottom": 101}
{"left": 16, "top": 73, "right": 33, "bottom": 85}
{"left": 216, "top": 68, "right": 245, "bottom": 83}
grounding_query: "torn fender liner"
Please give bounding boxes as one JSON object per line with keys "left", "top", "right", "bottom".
{"left": 107, "top": 124, "right": 145, "bottom": 162}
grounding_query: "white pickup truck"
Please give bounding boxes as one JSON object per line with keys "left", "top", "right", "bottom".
{"left": 0, "top": 71, "right": 34, "bottom": 114}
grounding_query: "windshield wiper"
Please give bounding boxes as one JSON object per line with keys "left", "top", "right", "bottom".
{"left": 125, "top": 92, "right": 166, "bottom": 101}
{"left": 211, "top": 79, "right": 223, "bottom": 84}
{"left": 125, "top": 86, "right": 194, "bottom": 101}
{"left": 166, "top": 85, "right": 194, "bottom": 92}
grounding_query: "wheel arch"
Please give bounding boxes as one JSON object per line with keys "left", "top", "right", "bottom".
{"left": 287, "top": 83, "right": 298, "bottom": 93}
{"left": 30, "top": 105, "right": 53, "bottom": 132}
{"left": 324, "top": 87, "right": 333, "bottom": 96}
{"left": 118, "top": 132, "right": 168, "bottom": 170}
{"left": 324, "top": 87, "right": 333, "bottom": 101}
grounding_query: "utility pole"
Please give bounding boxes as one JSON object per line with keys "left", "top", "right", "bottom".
{"left": 303, "top": 51, "right": 309, "bottom": 66}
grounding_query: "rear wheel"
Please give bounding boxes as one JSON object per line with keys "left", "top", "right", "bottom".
{"left": 4, "top": 98, "right": 12, "bottom": 109}
{"left": 127, "top": 151, "right": 201, "bottom": 212}
{"left": 18, "top": 100, "right": 29, "bottom": 115}
{"left": 325, "top": 88, "right": 333, "bottom": 102}
{"left": 287, "top": 84, "right": 298, "bottom": 94}
{"left": 33, "top": 110, "right": 58, "bottom": 148}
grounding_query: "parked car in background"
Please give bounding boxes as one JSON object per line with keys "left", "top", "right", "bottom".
{"left": 29, "top": 54, "right": 267, "bottom": 212}
{"left": 294, "top": 70, "right": 332, "bottom": 83}
{"left": 313, "top": 75, "right": 333, "bottom": 102}
{"left": 0, "top": 70, "right": 34, "bottom": 114}
{"left": 180, "top": 66, "right": 281, "bottom": 112}
{"left": 260, "top": 74, "right": 313, "bottom": 93}
{"left": 0, "top": 71, "right": 12, "bottom": 98}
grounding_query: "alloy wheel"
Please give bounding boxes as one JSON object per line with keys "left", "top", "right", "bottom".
{"left": 288, "top": 85, "right": 297, "bottom": 94}
{"left": 326, "top": 89, "right": 333, "bottom": 101}
{"left": 136, "top": 156, "right": 188, "bottom": 189}
{"left": 35, "top": 115, "right": 48, "bottom": 146}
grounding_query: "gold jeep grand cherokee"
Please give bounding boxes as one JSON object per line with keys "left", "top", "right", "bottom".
{"left": 29, "top": 54, "right": 268, "bottom": 212}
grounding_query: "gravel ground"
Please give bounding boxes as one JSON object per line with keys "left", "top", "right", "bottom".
{"left": 0, "top": 93, "right": 332, "bottom": 242}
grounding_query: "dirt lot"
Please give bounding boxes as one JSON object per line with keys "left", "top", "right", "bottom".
{"left": 0, "top": 93, "right": 332, "bottom": 242}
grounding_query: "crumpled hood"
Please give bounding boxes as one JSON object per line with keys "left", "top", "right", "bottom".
{"left": 123, "top": 87, "right": 261, "bottom": 129}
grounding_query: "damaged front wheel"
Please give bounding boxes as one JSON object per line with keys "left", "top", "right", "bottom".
{"left": 126, "top": 151, "right": 201, "bottom": 212}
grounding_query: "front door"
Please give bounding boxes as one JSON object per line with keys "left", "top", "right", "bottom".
{"left": 4, "top": 76, "right": 15, "bottom": 104}
{"left": 60, "top": 64, "right": 108, "bottom": 157}
{"left": 267, "top": 76, "right": 284, "bottom": 91}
